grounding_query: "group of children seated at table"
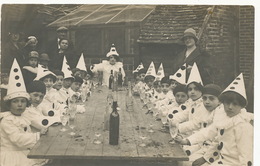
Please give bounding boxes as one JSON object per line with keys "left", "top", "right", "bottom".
{"left": 132, "top": 62, "right": 253, "bottom": 166}
{"left": 0, "top": 53, "right": 254, "bottom": 166}
{"left": 0, "top": 54, "right": 93, "bottom": 166}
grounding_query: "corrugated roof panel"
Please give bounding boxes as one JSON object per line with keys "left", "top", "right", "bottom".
{"left": 77, "top": 5, "right": 127, "bottom": 26}
{"left": 110, "top": 5, "right": 155, "bottom": 23}
{"left": 48, "top": 5, "right": 103, "bottom": 27}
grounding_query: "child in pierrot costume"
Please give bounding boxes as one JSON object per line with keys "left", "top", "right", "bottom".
{"left": 0, "top": 59, "right": 48, "bottom": 166}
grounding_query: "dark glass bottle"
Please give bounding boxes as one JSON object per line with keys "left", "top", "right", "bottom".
{"left": 118, "top": 68, "right": 123, "bottom": 87}
{"left": 109, "top": 101, "right": 119, "bottom": 145}
{"left": 109, "top": 70, "right": 114, "bottom": 89}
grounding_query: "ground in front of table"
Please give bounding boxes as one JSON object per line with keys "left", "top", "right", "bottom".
{"left": 45, "top": 159, "right": 180, "bottom": 166}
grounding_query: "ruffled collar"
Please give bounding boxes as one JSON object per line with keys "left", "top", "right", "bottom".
{"left": 23, "top": 66, "right": 38, "bottom": 74}
{"left": 2, "top": 112, "right": 31, "bottom": 128}
{"left": 216, "top": 110, "right": 249, "bottom": 129}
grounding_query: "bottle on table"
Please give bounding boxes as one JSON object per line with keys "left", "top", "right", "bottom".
{"left": 109, "top": 70, "right": 114, "bottom": 89}
{"left": 109, "top": 101, "right": 120, "bottom": 145}
{"left": 117, "top": 68, "right": 123, "bottom": 88}
{"left": 126, "top": 81, "right": 134, "bottom": 112}
{"left": 104, "top": 92, "right": 114, "bottom": 131}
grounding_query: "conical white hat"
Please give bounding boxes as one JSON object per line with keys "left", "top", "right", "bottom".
{"left": 106, "top": 44, "right": 119, "bottom": 57}
{"left": 61, "top": 56, "right": 74, "bottom": 80}
{"left": 34, "top": 64, "right": 56, "bottom": 81}
{"left": 133, "top": 62, "right": 144, "bottom": 73}
{"left": 221, "top": 73, "right": 247, "bottom": 102}
{"left": 76, "top": 53, "right": 87, "bottom": 71}
{"left": 4, "top": 59, "right": 30, "bottom": 101}
{"left": 169, "top": 63, "right": 187, "bottom": 85}
{"left": 186, "top": 62, "right": 203, "bottom": 86}
{"left": 156, "top": 63, "right": 165, "bottom": 81}
{"left": 145, "top": 61, "right": 156, "bottom": 78}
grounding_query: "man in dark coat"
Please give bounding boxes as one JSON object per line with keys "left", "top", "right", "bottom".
{"left": 173, "top": 28, "right": 213, "bottom": 84}
{"left": 45, "top": 26, "right": 76, "bottom": 68}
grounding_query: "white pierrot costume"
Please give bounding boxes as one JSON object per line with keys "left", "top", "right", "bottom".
{"left": 76, "top": 53, "right": 87, "bottom": 71}
{"left": 156, "top": 63, "right": 165, "bottom": 81}
{"left": 186, "top": 74, "right": 253, "bottom": 166}
{"left": 62, "top": 56, "right": 74, "bottom": 80}
{"left": 168, "top": 62, "right": 204, "bottom": 137}
{"left": 91, "top": 44, "right": 125, "bottom": 87}
{"left": 133, "top": 62, "right": 144, "bottom": 73}
{"left": 4, "top": 59, "right": 30, "bottom": 101}
{"left": 169, "top": 63, "right": 187, "bottom": 85}
{"left": 1, "top": 59, "right": 47, "bottom": 166}
{"left": 186, "top": 62, "right": 203, "bottom": 86}
{"left": 145, "top": 61, "right": 156, "bottom": 78}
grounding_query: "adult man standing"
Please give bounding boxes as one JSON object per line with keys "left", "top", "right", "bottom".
{"left": 173, "top": 28, "right": 213, "bottom": 84}
{"left": 45, "top": 26, "right": 76, "bottom": 69}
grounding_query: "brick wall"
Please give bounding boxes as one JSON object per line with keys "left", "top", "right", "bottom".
{"left": 238, "top": 6, "right": 254, "bottom": 113}
{"left": 200, "top": 6, "right": 239, "bottom": 88}
{"left": 239, "top": 6, "right": 254, "bottom": 84}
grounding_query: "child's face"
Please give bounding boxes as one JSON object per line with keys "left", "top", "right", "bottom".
{"left": 74, "top": 71, "right": 82, "bottom": 78}
{"left": 146, "top": 79, "right": 154, "bottom": 88}
{"left": 202, "top": 94, "right": 220, "bottom": 111}
{"left": 170, "top": 80, "right": 179, "bottom": 90}
{"left": 154, "top": 84, "right": 162, "bottom": 93}
{"left": 28, "top": 58, "right": 38, "bottom": 68}
{"left": 1, "top": 75, "right": 9, "bottom": 84}
{"left": 223, "top": 100, "right": 243, "bottom": 117}
{"left": 29, "top": 92, "right": 44, "bottom": 107}
{"left": 85, "top": 74, "right": 91, "bottom": 80}
{"left": 139, "top": 73, "right": 146, "bottom": 81}
{"left": 109, "top": 56, "right": 117, "bottom": 65}
{"left": 161, "top": 83, "right": 170, "bottom": 94}
{"left": 43, "top": 77, "right": 54, "bottom": 90}
{"left": 60, "top": 40, "right": 69, "bottom": 50}
{"left": 55, "top": 75, "right": 64, "bottom": 90}
{"left": 175, "top": 92, "right": 188, "bottom": 105}
{"left": 187, "top": 83, "right": 202, "bottom": 101}
{"left": 10, "top": 97, "right": 27, "bottom": 116}
{"left": 63, "top": 78, "right": 73, "bottom": 89}
{"left": 71, "top": 82, "right": 82, "bottom": 92}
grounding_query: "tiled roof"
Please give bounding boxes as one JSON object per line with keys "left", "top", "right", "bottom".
{"left": 138, "top": 5, "right": 210, "bottom": 44}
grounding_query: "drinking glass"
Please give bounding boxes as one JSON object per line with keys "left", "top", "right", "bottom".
{"left": 60, "top": 114, "right": 68, "bottom": 132}
{"left": 169, "top": 122, "right": 179, "bottom": 143}
{"left": 93, "top": 132, "right": 102, "bottom": 145}
{"left": 147, "top": 122, "right": 154, "bottom": 133}
{"left": 68, "top": 116, "right": 76, "bottom": 136}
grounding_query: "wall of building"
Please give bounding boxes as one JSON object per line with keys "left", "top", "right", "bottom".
{"left": 238, "top": 6, "right": 254, "bottom": 113}
{"left": 201, "top": 6, "right": 239, "bottom": 88}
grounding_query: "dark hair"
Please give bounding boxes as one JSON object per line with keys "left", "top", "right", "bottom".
{"left": 73, "top": 76, "right": 83, "bottom": 85}
{"left": 53, "top": 70, "right": 64, "bottom": 77}
{"left": 153, "top": 80, "right": 161, "bottom": 87}
{"left": 161, "top": 76, "right": 171, "bottom": 85}
{"left": 40, "top": 74, "right": 57, "bottom": 83}
{"left": 27, "top": 80, "right": 46, "bottom": 94}
{"left": 58, "top": 38, "right": 69, "bottom": 45}
{"left": 5, "top": 98, "right": 30, "bottom": 109}
{"left": 173, "top": 84, "right": 187, "bottom": 96}
{"left": 187, "top": 82, "right": 203, "bottom": 92}
{"left": 144, "top": 75, "right": 155, "bottom": 83}
{"left": 219, "top": 91, "right": 247, "bottom": 108}
{"left": 107, "top": 55, "right": 120, "bottom": 62}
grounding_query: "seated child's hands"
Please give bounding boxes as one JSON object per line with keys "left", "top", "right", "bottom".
{"left": 192, "top": 157, "right": 207, "bottom": 166}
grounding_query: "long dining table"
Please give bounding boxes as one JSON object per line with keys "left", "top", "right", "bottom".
{"left": 28, "top": 86, "right": 188, "bottom": 166}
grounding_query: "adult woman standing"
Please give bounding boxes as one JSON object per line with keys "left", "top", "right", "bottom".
{"left": 173, "top": 28, "right": 213, "bottom": 84}
{"left": 91, "top": 44, "right": 126, "bottom": 87}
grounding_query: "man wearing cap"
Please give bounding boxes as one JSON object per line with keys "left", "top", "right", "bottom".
{"left": 173, "top": 28, "right": 213, "bottom": 85}
{"left": 44, "top": 26, "right": 75, "bottom": 64}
